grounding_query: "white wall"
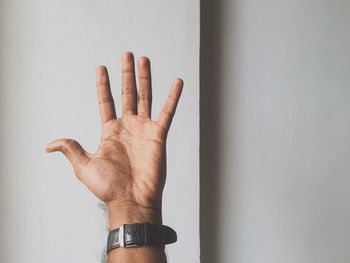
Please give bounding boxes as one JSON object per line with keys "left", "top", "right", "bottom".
{"left": 0, "top": 1, "right": 199, "bottom": 262}
{"left": 201, "top": 0, "right": 350, "bottom": 262}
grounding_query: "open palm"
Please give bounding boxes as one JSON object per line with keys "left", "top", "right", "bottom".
{"left": 45, "top": 52, "right": 183, "bottom": 212}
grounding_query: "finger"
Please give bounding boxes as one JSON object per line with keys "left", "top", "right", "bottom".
{"left": 45, "top": 139, "right": 91, "bottom": 178}
{"left": 156, "top": 78, "right": 184, "bottom": 131}
{"left": 122, "top": 51, "right": 137, "bottom": 116}
{"left": 96, "top": 65, "right": 117, "bottom": 123}
{"left": 137, "top": 56, "right": 152, "bottom": 118}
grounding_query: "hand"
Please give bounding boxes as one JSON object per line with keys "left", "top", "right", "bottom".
{"left": 45, "top": 52, "right": 183, "bottom": 226}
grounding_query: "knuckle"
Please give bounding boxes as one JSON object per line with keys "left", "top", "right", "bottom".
{"left": 122, "top": 69, "right": 134, "bottom": 74}
{"left": 99, "top": 96, "right": 114, "bottom": 104}
{"left": 156, "top": 120, "right": 169, "bottom": 131}
{"left": 96, "top": 80, "right": 109, "bottom": 87}
{"left": 62, "top": 139, "right": 76, "bottom": 150}
{"left": 123, "top": 109, "right": 135, "bottom": 115}
{"left": 168, "top": 95, "right": 178, "bottom": 103}
{"left": 122, "top": 86, "right": 136, "bottom": 95}
{"left": 138, "top": 111, "right": 150, "bottom": 117}
{"left": 138, "top": 92, "right": 152, "bottom": 101}
{"left": 139, "top": 76, "right": 151, "bottom": 81}
{"left": 161, "top": 106, "right": 173, "bottom": 117}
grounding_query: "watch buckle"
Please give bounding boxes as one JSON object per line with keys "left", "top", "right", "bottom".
{"left": 119, "top": 223, "right": 150, "bottom": 248}
{"left": 118, "top": 224, "right": 125, "bottom": 247}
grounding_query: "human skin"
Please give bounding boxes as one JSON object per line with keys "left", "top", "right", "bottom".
{"left": 45, "top": 51, "right": 183, "bottom": 263}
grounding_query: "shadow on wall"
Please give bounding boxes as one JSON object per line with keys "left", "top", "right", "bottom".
{"left": 0, "top": 2, "right": 7, "bottom": 254}
{"left": 200, "top": 0, "right": 224, "bottom": 262}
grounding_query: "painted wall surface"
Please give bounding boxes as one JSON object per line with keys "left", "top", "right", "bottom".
{"left": 201, "top": 0, "right": 350, "bottom": 262}
{"left": 0, "top": 1, "right": 199, "bottom": 262}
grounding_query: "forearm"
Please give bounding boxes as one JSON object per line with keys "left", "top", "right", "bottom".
{"left": 106, "top": 202, "right": 167, "bottom": 263}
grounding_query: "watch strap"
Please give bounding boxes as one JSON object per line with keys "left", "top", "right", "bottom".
{"left": 106, "top": 223, "right": 177, "bottom": 254}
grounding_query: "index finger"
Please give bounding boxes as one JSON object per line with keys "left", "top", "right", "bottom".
{"left": 156, "top": 78, "right": 184, "bottom": 131}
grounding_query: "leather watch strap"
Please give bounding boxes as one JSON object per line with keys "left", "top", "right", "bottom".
{"left": 106, "top": 223, "right": 177, "bottom": 254}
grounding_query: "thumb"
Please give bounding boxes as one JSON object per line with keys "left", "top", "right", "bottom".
{"left": 45, "top": 138, "right": 91, "bottom": 177}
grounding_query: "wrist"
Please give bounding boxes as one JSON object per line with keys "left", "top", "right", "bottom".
{"left": 106, "top": 200, "right": 162, "bottom": 230}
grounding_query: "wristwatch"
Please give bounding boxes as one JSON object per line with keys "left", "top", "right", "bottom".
{"left": 106, "top": 222, "right": 177, "bottom": 254}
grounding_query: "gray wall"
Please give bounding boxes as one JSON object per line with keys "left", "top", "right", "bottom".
{"left": 0, "top": 1, "right": 199, "bottom": 262}
{"left": 201, "top": 0, "right": 350, "bottom": 262}
{"left": 2, "top": 0, "right": 349, "bottom": 262}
